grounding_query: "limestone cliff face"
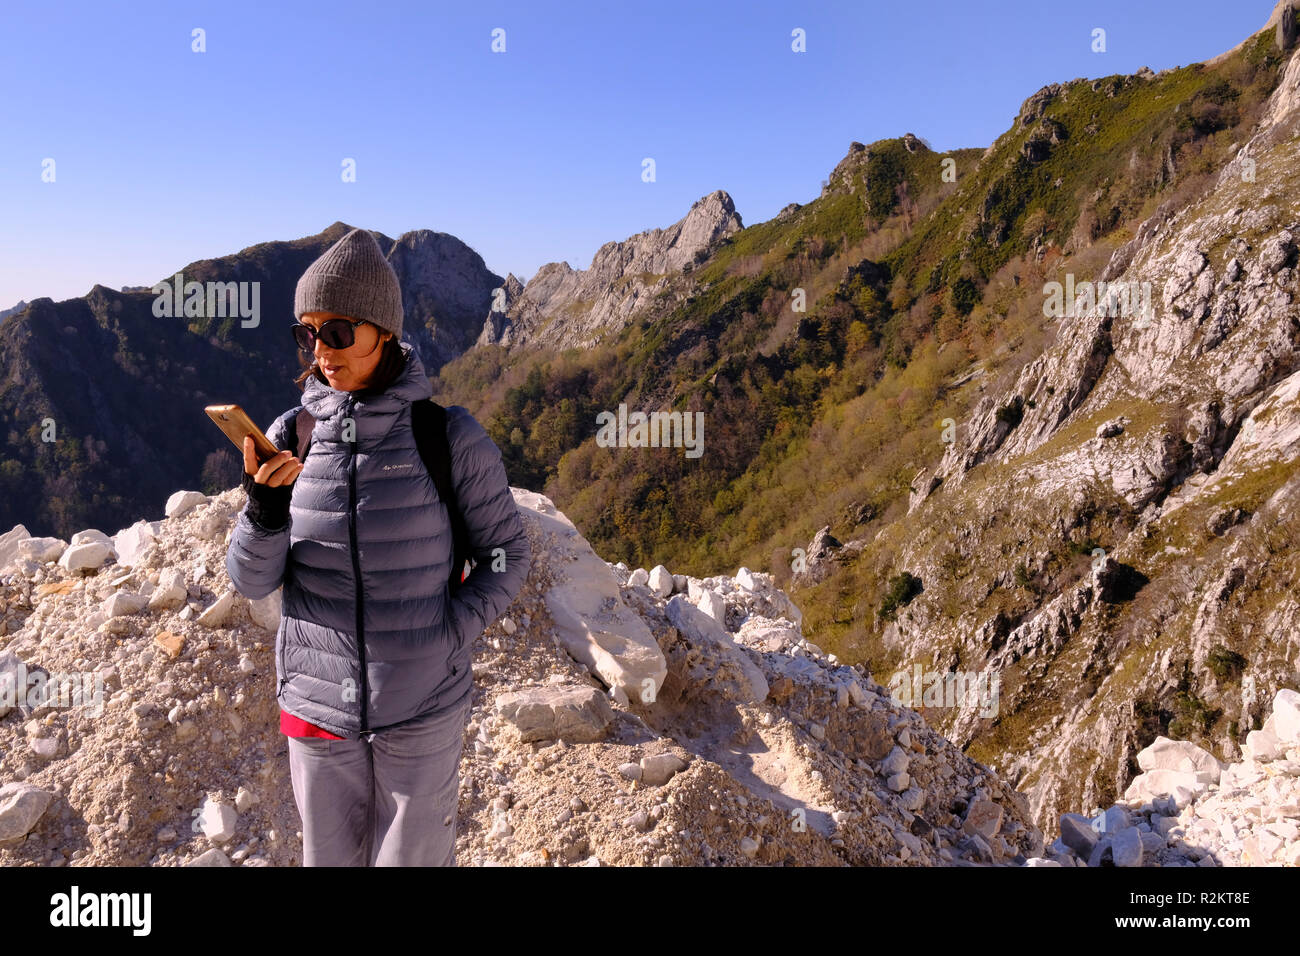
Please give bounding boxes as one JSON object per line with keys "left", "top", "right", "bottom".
{"left": 477, "top": 190, "right": 743, "bottom": 351}
{"left": 891, "top": 34, "right": 1300, "bottom": 830}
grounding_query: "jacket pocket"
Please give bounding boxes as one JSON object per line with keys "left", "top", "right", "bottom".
{"left": 275, "top": 616, "right": 288, "bottom": 701}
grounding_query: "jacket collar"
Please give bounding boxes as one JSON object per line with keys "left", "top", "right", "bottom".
{"left": 300, "top": 342, "right": 433, "bottom": 443}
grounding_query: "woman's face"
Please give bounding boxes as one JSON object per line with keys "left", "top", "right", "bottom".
{"left": 300, "top": 311, "right": 393, "bottom": 392}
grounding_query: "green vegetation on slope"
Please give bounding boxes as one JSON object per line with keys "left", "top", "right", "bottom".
{"left": 431, "top": 22, "right": 1292, "bottom": 661}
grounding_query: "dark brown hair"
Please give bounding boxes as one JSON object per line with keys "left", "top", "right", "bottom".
{"left": 294, "top": 324, "right": 407, "bottom": 394}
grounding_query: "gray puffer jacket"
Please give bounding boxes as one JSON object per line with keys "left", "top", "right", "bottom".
{"left": 224, "top": 343, "right": 529, "bottom": 737}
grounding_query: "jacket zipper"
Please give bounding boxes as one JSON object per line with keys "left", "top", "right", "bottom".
{"left": 346, "top": 396, "right": 369, "bottom": 734}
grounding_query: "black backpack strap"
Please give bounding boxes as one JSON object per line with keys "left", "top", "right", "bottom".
{"left": 412, "top": 399, "right": 474, "bottom": 595}
{"left": 294, "top": 407, "right": 314, "bottom": 460}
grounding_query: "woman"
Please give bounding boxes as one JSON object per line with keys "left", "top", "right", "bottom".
{"left": 225, "top": 227, "right": 530, "bottom": 866}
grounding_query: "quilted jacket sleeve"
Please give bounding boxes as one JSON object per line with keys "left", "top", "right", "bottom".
{"left": 224, "top": 411, "right": 295, "bottom": 601}
{"left": 443, "top": 406, "right": 531, "bottom": 651}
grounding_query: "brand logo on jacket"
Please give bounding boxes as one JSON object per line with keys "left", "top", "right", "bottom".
{"left": 382, "top": 463, "right": 413, "bottom": 471}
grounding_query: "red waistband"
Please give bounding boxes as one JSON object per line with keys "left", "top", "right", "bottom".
{"left": 280, "top": 708, "right": 345, "bottom": 739}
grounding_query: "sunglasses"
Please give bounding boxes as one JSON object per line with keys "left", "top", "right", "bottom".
{"left": 291, "top": 317, "right": 369, "bottom": 351}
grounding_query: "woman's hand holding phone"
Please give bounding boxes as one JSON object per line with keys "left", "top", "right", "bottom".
{"left": 243, "top": 436, "right": 304, "bottom": 486}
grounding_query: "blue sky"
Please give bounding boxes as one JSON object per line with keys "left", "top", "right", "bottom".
{"left": 0, "top": 0, "right": 1279, "bottom": 310}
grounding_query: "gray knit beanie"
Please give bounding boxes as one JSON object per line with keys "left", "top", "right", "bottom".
{"left": 293, "top": 228, "right": 405, "bottom": 339}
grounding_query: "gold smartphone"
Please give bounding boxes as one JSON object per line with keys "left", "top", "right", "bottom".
{"left": 205, "top": 404, "right": 282, "bottom": 464}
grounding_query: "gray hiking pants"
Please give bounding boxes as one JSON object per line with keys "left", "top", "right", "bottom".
{"left": 286, "top": 692, "right": 472, "bottom": 866}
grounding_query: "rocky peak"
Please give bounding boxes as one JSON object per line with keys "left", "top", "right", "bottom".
{"left": 591, "top": 189, "right": 742, "bottom": 279}
{"left": 1016, "top": 84, "right": 1062, "bottom": 128}
{"left": 476, "top": 190, "right": 742, "bottom": 351}
{"left": 383, "top": 227, "right": 506, "bottom": 372}
{"left": 0, "top": 300, "right": 28, "bottom": 325}
{"left": 475, "top": 273, "right": 526, "bottom": 348}
{"left": 901, "top": 132, "right": 928, "bottom": 153}
{"left": 774, "top": 202, "right": 803, "bottom": 223}
{"left": 160, "top": 220, "right": 503, "bottom": 376}
{"left": 821, "top": 134, "right": 932, "bottom": 198}
{"left": 319, "top": 220, "right": 357, "bottom": 242}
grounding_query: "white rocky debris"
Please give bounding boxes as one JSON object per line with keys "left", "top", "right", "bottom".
{"left": 197, "top": 590, "right": 236, "bottom": 629}
{"left": 495, "top": 685, "right": 614, "bottom": 743}
{"left": 102, "top": 590, "right": 148, "bottom": 618}
{"left": 0, "top": 482, "right": 1043, "bottom": 867}
{"left": 664, "top": 596, "right": 769, "bottom": 705}
{"left": 1136, "top": 736, "right": 1224, "bottom": 780}
{"left": 112, "top": 520, "right": 160, "bottom": 568}
{"left": 58, "top": 537, "right": 113, "bottom": 572}
{"left": 186, "top": 848, "right": 233, "bottom": 866}
{"left": 247, "top": 590, "right": 280, "bottom": 632}
{"left": 646, "top": 565, "right": 673, "bottom": 598}
{"left": 147, "top": 568, "right": 187, "bottom": 611}
{"left": 0, "top": 525, "right": 32, "bottom": 571}
{"left": 639, "top": 753, "right": 689, "bottom": 786}
{"left": 0, "top": 782, "right": 55, "bottom": 843}
{"left": 195, "top": 797, "right": 237, "bottom": 844}
{"left": 513, "top": 490, "right": 666, "bottom": 709}
{"left": 165, "top": 491, "right": 208, "bottom": 520}
{"left": 1037, "top": 694, "right": 1300, "bottom": 867}
{"left": 1274, "top": 689, "right": 1300, "bottom": 743}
